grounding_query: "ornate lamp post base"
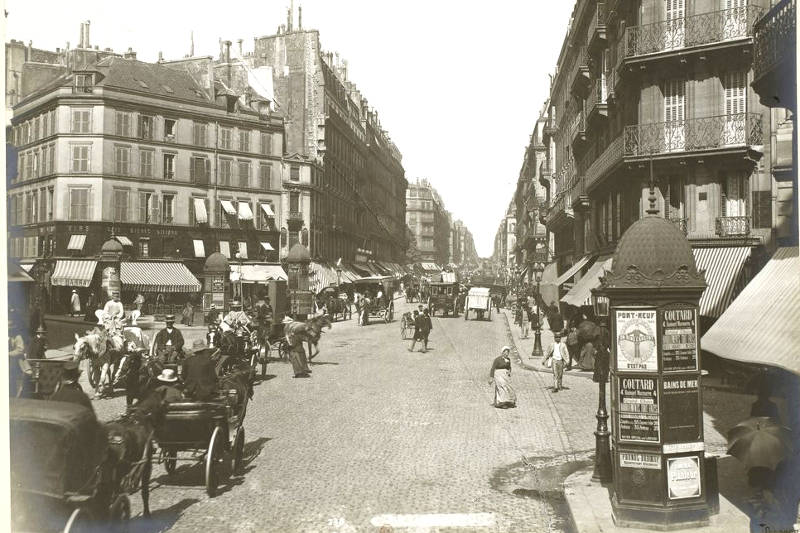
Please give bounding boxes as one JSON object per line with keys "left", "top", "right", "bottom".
{"left": 593, "top": 380, "right": 612, "bottom": 482}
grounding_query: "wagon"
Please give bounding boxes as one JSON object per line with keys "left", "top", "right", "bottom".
{"left": 10, "top": 398, "right": 141, "bottom": 532}
{"left": 427, "top": 280, "right": 459, "bottom": 317}
{"left": 17, "top": 357, "right": 74, "bottom": 399}
{"left": 464, "top": 287, "right": 493, "bottom": 320}
{"left": 400, "top": 312, "right": 415, "bottom": 339}
{"left": 353, "top": 276, "right": 395, "bottom": 323}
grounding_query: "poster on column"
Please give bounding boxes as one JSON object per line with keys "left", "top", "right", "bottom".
{"left": 618, "top": 377, "right": 660, "bottom": 443}
{"left": 667, "top": 456, "right": 702, "bottom": 500}
{"left": 615, "top": 309, "right": 658, "bottom": 372}
{"left": 661, "top": 307, "right": 698, "bottom": 372}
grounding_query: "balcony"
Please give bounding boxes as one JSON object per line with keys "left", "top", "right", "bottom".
{"left": 569, "top": 46, "right": 590, "bottom": 97}
{"left": 587, "top": 77, "right": 609, "bottom": 122}
{"left": 668, "top": 217, "right": 688, "bottom": 236}
{"left": 623, "top": 113, "right": 763, "bottom": 159}
{"left": 539, "top": 161, "right": 552, "bottom": 188}
{"left": 752, "top": 0, "right": 796, "bottom": 110}
{"left": 570, "top": 106, "right": 587, "bottom": 151}
{"left": 583, "top": 135, "right": 623, "bottom": 191}
{"left": 715, "top": 216, "right": 751, "bottom": 237}
{"left": 588, "top": 3, "right": 607, "bottom": 52}
{"left": 621, "top": 6, "right": 764, "bottom": 62}
{"left": 287, "top": 210, "right": 304, "bottom": 231}
{"left": 542, "top": 115, "right": 557, "bottom": 143}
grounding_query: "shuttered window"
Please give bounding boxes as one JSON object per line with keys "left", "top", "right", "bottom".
{"left": 724, "top": 71, "right": 747, "bottom": 116}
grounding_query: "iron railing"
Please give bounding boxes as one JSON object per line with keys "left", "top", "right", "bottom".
{"left": 715, "top": 216, "right": 751, "bottom": 236}
{"left": 583, "top": 135, "right": 624, "bottom": 190}
{"left": 288, "top": 211, "right": 304, "bottom": 221}
{"left": 753, "top": 0, "right": 796, "bottom": 80}
{"left": 543, "top": 115, "right": 558, "bottom": 137}
{"left": 623, "top": 113, "right": 763, "bottom": 157}
{"left": 570, "top": 106, "right": 586, "bottom": 145}
{"left": 569, "top": 46, "right": 590, "bottom": 90}
{"left": 588, "top": 3, "right": 607, "bottom": 44}
{"left": 622, "top": 5, "right": 765, "bottom": 58}
{"left": 587, "top": 77, "right": 608, "bottom": 118}
{"left": 668, "top": 217, "right": 688, "bottom": 236}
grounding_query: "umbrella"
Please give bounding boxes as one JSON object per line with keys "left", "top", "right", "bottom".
{"left": 727, "top": 417, "right": 793, "bottom": 471}
{"left": 576, "top": 320, "right": 601, "bottom": 343}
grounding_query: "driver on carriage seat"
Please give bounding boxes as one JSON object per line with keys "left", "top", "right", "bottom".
{"left": 50, "top": 360, "right": 95, "bottom": 414}
{"left": 154, "top": 315, "right": 185, "bottom": 364}
{"left": 183, "top": 339, "right": 218, "bottom": 402}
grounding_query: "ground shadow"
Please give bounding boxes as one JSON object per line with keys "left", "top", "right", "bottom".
{"left": 130, "top": 498, "right": 199, "bottom": 533}
{"left": 309, "top": 361, "right": 339, "bottom": 366}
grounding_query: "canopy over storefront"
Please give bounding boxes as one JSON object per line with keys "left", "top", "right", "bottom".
{"left": 417, "top": 262, "right": 441, "bottom": 273}
{"left": 309, "top": 262, "right": 339, "bottom": 293}
{"left": 51, "top": 260, "right": 97, "bottom": 287}
{"left": 121, "top": 262, "right": 201, "bottom": 293}
{"left": 702, "top": 247, "right": 800, "bottom": 376}
{"left": 8, "top": 262, "right": 34, "bottom": 283}
{"left": 554, "top": 255, "right": 592, "bottom": 287}
{"left": 692, "top": 247, "right": 752, "bottom": 318}
{"left": 560, "top": 256, "right": 614, "bottom": 307}
{"left": 229, "top": 264, "right": 288, "bottom": 283}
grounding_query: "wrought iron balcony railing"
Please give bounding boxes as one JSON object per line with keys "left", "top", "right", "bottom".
{"left": 587, "top": 77, "right": 609, "bottom": 119}
{"left": 288, "top": 211, "right": 304, "bottom": 221}
{"left": 588, "top": 3, "right": 608, "bottom": 48}
{"left": 668, "top": 217, "right": 688, "bottom": 236}
{"left": 715, "top": 216, "right": 751, "bottom": 237}
{"left": 569, "top": 46, "right": 590, "bottom": 95}
{"left": 543, "top": 115, "right": 558, "bottom": 138}
{"left": 753, "top": 0, "right": 796, "bottom": 81}
{"left": 570, "top": 106, "right": 586, "bottom": 147}
{"left": 623, "top": 113, "right": 763, "bottom": 158}
{"left": 622, "top": 5, "right": 765, "bottom": 59}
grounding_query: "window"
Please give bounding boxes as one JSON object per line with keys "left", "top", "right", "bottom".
{"left": 114, "top": 145, "right": 131, "bottom": 175}
{"left": 260, "top": 132, "right": 272, "bottom": 155}
{"left": 42, "top": 113, "right": 49, "bottom": 138}
{"left": 259, "top": 163, "right": 272, "bottom": 190}
{"left": 722, "top": 174, "right": 749, "bottom": 217}
{"left": 238, "top": 161, "right": 250, "bottom": 188}
{"left": 220, "top": 127, "right": 232, "bottom": 149}
{"left": 190, "top": 197, "right": 208, "bottom": 226}
{"left": 219, "top": 159, "right": 232, "bottom": 186}
{"left": 38, "top": 188, "right": 46, "bottom": 222}
{"left": 33, "top": 116, "right": 40, "bottom": 141}
{"left": 113, "top": 189, "right": 129, "bottom": 222}
{"left": 193, "top": 122, "right": 207, "bottom": 146}
{"left": 139, "top": 238, "right": 149, "bottom": 258}
{"left": 190, "top": 157, "right": 209, "bottom": 184}
{"left": 138, "top": 192, "right": 158, "bottom": 223}
{"left": 138, "top": 115, "right": 154, "bottom": 140}
{"left": 49, "top": 109, "right": 56, "bottom": 135}
{"left": 47, "top": 187, "right": 54, "bottom": 220}
{"left": 290, "top": 165, "right": 300, "bottom": 181}
{"left": 69, "top": 188, "right": 90, "bottom": 220}
{"left": 24, "top": 192, "right": 33, "bottom": 224}
{"left": 140, "top": 150, "right": 153, "bottom": 177}
{"left": 162, "top": 194, "right": 175, "bottom": 223}
{"left": 290, "top": 191, "right": 300, "bottom": 213}
{"left": 163, "top": 154, "right": 175, "bottom": 180}
{"left": 723, "top": 71, "right": 747, "bottom": 144}
{"left": 239, "top": 130, "right": 250, "bottom": 152}
{"left": 663, "top": 79, "right": 686, "bottom": 152}
{"left": 71, "top": 109, "right": 91, "bottom": 133}
{"left": 258, "top": 203, "right": 274, "bottom": 230}
{"left": 164, "top": 119, "right": 176, "bottom": 141}
{"left": 71, "top": 145, "right": 90, "bottom": 172}
{"left": 47, "top": 144, "right": 55, "bottom": 175}
{"left": 74, "top": 74, "right": 94, "bottom": 92}
{"left": 115, "top": 111, "right": 131, "bottom": 136}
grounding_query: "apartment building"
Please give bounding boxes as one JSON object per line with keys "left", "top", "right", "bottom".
{"left": 406, "top": 179, "right": 451, "bottom": 266}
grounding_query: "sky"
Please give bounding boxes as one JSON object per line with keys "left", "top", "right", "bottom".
{"left": 4, "top": 0, "right": 575, "bottom": 257}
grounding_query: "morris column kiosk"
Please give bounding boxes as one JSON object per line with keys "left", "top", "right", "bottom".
{"left": 598, "top": 205, "right": 711, "bottom": 529}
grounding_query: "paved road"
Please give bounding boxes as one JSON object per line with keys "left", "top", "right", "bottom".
{"left": 90, "top": 301, "right": 595, "bottom": 532}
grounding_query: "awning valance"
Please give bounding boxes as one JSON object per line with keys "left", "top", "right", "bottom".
{"left": 220, "top": 200, "right": 236, "bottom": 216}
{"left": 51, "top": 260, "right": 97, "bottom": 287}
{"left": 120, "top": 262, "right": 201, "bottom": 293}
{"left": 260, "top": 203, "right": 275, "bottom": 217}
{"left": 67, "top": 235, "right": 86, "bottom": 251}
{"left": 555, "top": 255, "right": 592, "bottom": 286}
{"left": 230, "top": 264, "right": 288, "bottom": 283}
{"left": 238, "top": 201, "right": 254, "bottom": 221}
{"left": 702, "top": 247, "right": 800, "bottom": 375}
{"left": 8, "top": 263, "right": 34, "bottom": 283}
{"left": 560, "top": 256, "right": 613, "bottom": 307}
{"left": 260, "top": 242, "right": 275, "bottom": 251}
{"left": 193, "top": 239, "right": 206, "bottom": 258}
{"left": 194, "top": 198, "right": 208, "bottom": 224}
{"left": 693, "top": 247, "right": 752, "bottom": 318}
{"left": 115, "top": 236, "right": 133, "bottom": 246}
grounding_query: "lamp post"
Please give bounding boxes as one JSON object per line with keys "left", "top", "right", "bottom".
{"left": 591, "top": 289, "right": 612, "bottom": 483}
{"left": 234, "top": 251, "right": 243, "bottom": 305}
{"left": 531, "top": 261, "right": 544, "bottom": 358}
{"left": 336, "top": 266, "right": 342, "bottom": 289}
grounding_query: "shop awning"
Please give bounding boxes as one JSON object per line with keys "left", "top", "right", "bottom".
{"left": 539, "top": 262, "right": 560, "bottom": 308}
{"left": 8, "top": 263, "right": 34, "bottom": 283}
{"left": 554, "top": 255, "right": 592, "bottom": 286}
{"left": 260, "top": 242, "right": 275, "bottom": 251}
{"left": 51, "top": 260, "right": 97, "bottom": 287}
{"left": 238, "top": 201, "right": 254, "bottom": 221}
{"left": 67, "top": 235, "right": 86, "bottom": 251}
{"left": 418, "top": 262, "right": 441, "bottom": 272}
{"left": 310, "top": 262, "right": 339, "bottom": 293}
{"left": 702, "top": 247, "right": 800, "bottom": 375}
{"left": 338, "top": 267, "right": 360, "bottom": 283}
{"left": 230, "top": 264, "right": 288, "bottom": 283}
{"left": 350, "top": 263, "right": 372, "bottom": 277}
{"left": 260, "top": 203, "right": 275, "bottom": 217}
{"left": 193, "top": 239, "right": 206, "bottom": 258}
{"left": 693, "top": 247, "right": 752, "bottom": 318}
{"left": 219, "top": 241, "right": 231, "bottom": 259}
{"left": 115, "top": 236, "right": 133, "bottom": 246}
{"left": 20, "top": 263, "right": 33, "bottom": 273}
{"left": 220, "top": 200, "right": 236, "bottom": 216}
{"left": 194, "top": 198, "right": 208, "bottom": 224}
{"left": 121, "top": 262, "right": 201, "bottom": 293}
{"left": 560, "top": 256, "right": 614, "bottom": 307}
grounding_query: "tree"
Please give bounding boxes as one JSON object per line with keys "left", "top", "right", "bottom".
{"left": 404, "top": 226, "right": 422, "bottom": 264}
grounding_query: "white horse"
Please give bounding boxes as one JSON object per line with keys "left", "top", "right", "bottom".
{"left": 73, "top": 327, "right": 125, "bottom": 397}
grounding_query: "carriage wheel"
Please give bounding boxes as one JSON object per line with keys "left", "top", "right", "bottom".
{"left": 163, "top": 449, "right": 177, "bottom": 475}
{"left": 205, "top": 426, "right": 224, "bottom": 497}
{"left": 260, "top": 348, "right": 268, "bottom": 378}
{"left": 140, "top": 439, "right": 153, "bottom": 517}
{"left": 108, "top": 494, "right": 131, "bottom": 533}
{"left": 63, "top": 507, "right": 94, "bottom": 533}
{"left": 233, "top": 426, "right": 245, "bottom": 475}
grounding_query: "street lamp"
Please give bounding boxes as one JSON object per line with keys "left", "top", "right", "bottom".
{"left": 234, "top": 251, "right": 243, "bottom": 305}
{"left": 336, "top": 265, "right": 342, "bottom": 289}
{"left": 530, "top": 261, "right": 545, "bottom": 358}
{"left": 591, "top": 288, "right": 612, "bottom": 483}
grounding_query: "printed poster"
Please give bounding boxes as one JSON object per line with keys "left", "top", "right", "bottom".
{"left": 619, "top": 452, "right": 661, "bottom": 470}
{"left": 667, "top": 456, "right": 702, "bottom": 500}
{"left": 615, "top": 309, "right": 658, "bottom": 372}
{"left": 662, "top": 307, "right": 698, "bottom": 372}
{"left": 618, "top": 377, "right": 660, "bottom": 443}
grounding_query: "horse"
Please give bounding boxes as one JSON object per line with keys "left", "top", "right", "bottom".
{"left": 325, "top": 296, "right": 350, "bottom": 322}
{"left": 284, "top": 314, "right": 332, "bottom": 360}
{"left": 73, "top": 328, "right": 125, "bottom": 395}
{"left": 104, "top": 387, "right": 169, "bottom": 517}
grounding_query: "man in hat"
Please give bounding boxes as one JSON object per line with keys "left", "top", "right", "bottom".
{"left": 8, "top": 316, "right": 26, "bottom": 396}
{"left": 182, "top": 339, "right": 219, "bottom": 401}
{"left": 544, "top": 331, "right": 569, "bottom": 392}
{"left": 223, "top": 300, "right": 249, "bottom": 331}
{"left": 154, "top": 315, "right": 185, "bottom": 364}
{"left": 70, "top": 289, "right": 82, "bottom": 317}
{"left": 205, "top": 304, "right": 220, "bottom": 326}
{"left": 28, "top": 326, "right": 48, "bottom": 360}
{"left": 153, "top": 368, "right": 183, "bottom": 402}
{"left": 50, "top": 360, "right": 94, "bottom": 413}
{"left": 102, "top": 291, "right": 125, "bottom": 323}
{"left": 206, "top": 321, "right": 223, "bottom": 349}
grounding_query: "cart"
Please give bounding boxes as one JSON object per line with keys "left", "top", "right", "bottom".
{"left": 353, "top": 276, "right": 396, "bottom": 323}
{"left": 464, "top": 287, "right": 493, "bottom": 320}
{"left": 427, "top": 278, "right": 459, "bottom": 317}
{"left": 400, "top": 312, "right": 415, "bottom": 339}
{"left": 154, "top": 388, "right": 247, "bottom": 497}
{"left": 10, "top": 398, "right": 139, "bottom": 532}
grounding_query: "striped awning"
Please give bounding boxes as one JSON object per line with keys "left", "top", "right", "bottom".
{"left": 555, "top": 255, "right": 592, "bottom": 286}
{"left": 193, "top": 239, "right": 206, "bottom": 258}
{"left": 220, "top": 200, "right": 236, "bottom": 216}
{"left": 120, "top": 262, "right": 201, "bottom": 293}
{"left": 9, "top": 263, "right": 34, "bottom": 283}
{"left": 260, "top": 241, "right": 275, "bottom": 251}
{"left": 560, "top": 256, "right": 613, "bottom": 307}
{"left": 194, "top": 198, "right": 208, "bottom": 224}
{"left": 702, "top": 247, "right": 800, "bottom": 375}
{"left": 260, "top": 203, "right": 275, "bottom": 217}
{"left": 230, "top": 264, "right": 287, "bottom": 283}
{"left": 51, "top": 260, "right": 98, "bottom": 287}
{"left": 418, "top": 262, "right": 441, "bottom": 273}
{"left": 693, "top": 246, "right": 752, "bottom": 318}
{"left": 238, "top": 201, "right": 254, "bottom": 221}
{"left": 310, "top": 262, "right": 339, "bottom": 293}
{"left": 338, "top": 267, "right": 359, "bottom": 283}
{"left": 115, "top": 236, "right": 133, "bottom": 246}
{"left": 67, "top": 235, "right": 86, "bottom": 251}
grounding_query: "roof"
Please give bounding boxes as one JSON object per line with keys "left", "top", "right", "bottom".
{"left": 701, "top": 247, "right": 800, "bottom": 376}
{"left": 95, "top": 57, "right": 212, "bottom": 104}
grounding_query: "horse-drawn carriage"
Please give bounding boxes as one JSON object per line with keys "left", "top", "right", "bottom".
{"left": 464, "top": 287, "right": 493, "bottom": 320}
{"left": 319, "top": 286, "right": 351, "bottom": 322}
{"left": 427, "top": 272, "right": 459, "bottom": 317}
{"left": 10, "top": 398, "right": 150, "bottom": 532}
{"left": 353, "top": 276, "right": 395, "bottom": 324}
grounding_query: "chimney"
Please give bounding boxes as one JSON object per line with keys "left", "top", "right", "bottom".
{"left": 288, "top": 0, "right": 294, "bottom": 31}
{"left": 78, "top": 22, "right": 85, "bottom": 48}
{"left": 298, "top": 5, "right": 302, "bottom": 30}
{"left": 158, "top": 51, "right": 163, "bottom": 62}
{"left": 287, "top": 7, "right": 292, "bottom": 32}
{"left": 206, "top": 63, "right": 215, "bottom": 100}
{"left": 342, "top": 59, "right": 348, "bottom": 80}
{"left": 27, "top": 41, "right": 32, "bottom": 60}
{"left": 124, "top": 47, "right": 137, "bottom": 60}
{"left": 84, "top": 20, "right": 91, "bottom": 49}
{"left": 190, "top": 31, "right": 195, "bottom": 57}
{"left": 237, "top": 39, "right": 243, "bottom": 57}
{"left": 223, "top": 40, "right": 232, "bottom": 63}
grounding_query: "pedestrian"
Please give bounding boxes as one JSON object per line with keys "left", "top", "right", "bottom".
{"left": 69, "top": 289, "right": 81, "bottom": 317}
{"left": 549, "top": 303, "right": 564, "bottom": 334}
{"left": 578, "top": 339, "right": 596, "bottom": 371}
{"left": 527, "top": 304, "right": 539, "bottom": 333}
{"left": 519, "top": 305, "right": 530, "bottom": 339}
{"left": 28, "top": 296, "right": 43, "bottom": 338}
{"left": 544, "top": 331, "right": 568, "bottom": 392}
{"left": 750, "top": 383, "right": 781, "bottom": 422}
{"left": 407, "top": 310, "right": 421, "bottom": 352}
{"left": 8, "top": 316, "right": 26, "bottom": 396}
{"left": 50, "top": 360, "right": 94, "bottom": 413}
{"left": 489, "top": 346, "right": 517, "bottom": 409}
{"left": 283, "top": 317, "right": 311, "bottom": 378}
{"left": 418, "top": 308, "right": 433, "bottom": 353}
{"left": 134, "top": 292, "right": 145, "bottom": 313}
{"left": 124, "top": 342, "right": 144, "bottom": 406}
{"left": 566, "top": 326, "right": 579, "bottom": 370}
{"left": 181, "top": 301, "right": 194, "bottom": 326}
{"left": 28, "top": 326, "right": 48, "bottom": 360}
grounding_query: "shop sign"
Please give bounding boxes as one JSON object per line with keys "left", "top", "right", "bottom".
{"left": 619, "top": 452, "right": 661, "bottom": 470}
{"left": 615, "top": 309, "right": 658, "bottom": 372}
{"left": 662, "top": 377, "right": 701, "bottom": 442}
{"left": 667, "top": 456, "right": 702, "bottom": 500}
{"left": 662, "top": 307, "right": 698, "bottom": 371}
{"left": 211, "top": 275, "right": 224, "bottom": 292}
{"left": 618, "top": 377, "right": 660, "bottom": 443}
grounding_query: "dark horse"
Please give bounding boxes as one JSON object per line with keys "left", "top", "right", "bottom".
{"left": 325, "top": 296, "right": 351, "bottom": 322}
{"left": 285, "top": 314, "right": 333, "bottom": 360}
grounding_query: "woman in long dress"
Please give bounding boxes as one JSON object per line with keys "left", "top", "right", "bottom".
{"left": 489, "top": 346, "right": 517, "bottom": 409}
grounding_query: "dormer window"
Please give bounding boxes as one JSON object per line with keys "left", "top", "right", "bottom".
{"left": 75, "top": 74, "right": 94, "bottom": 93}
